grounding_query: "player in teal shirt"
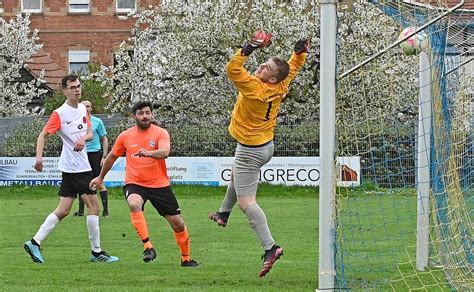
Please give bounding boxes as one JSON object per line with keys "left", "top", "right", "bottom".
{"left": 74, "top": 101, "right": 110, "bottom": 217}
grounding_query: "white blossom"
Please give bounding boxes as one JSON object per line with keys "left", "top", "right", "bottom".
{"left": 94, "top": 1, "right": 420, "bottom": 127}
{"left": 94, "top": 1, "right": 319, "bottom": 124}
{"left": 0, "top": 14, "right": 46, "bottom": 117}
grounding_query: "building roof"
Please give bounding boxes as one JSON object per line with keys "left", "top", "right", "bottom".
{"left": 26, "top": 50, "right": 64, "bottom": 91}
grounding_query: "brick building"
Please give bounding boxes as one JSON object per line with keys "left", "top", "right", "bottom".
{"left": 1, "top": 0, "right": 161, "bottom": 89}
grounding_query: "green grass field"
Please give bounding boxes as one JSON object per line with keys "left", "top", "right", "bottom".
{"left": 1, "top": 184, "right": 457, "bottom": 291}
{"left": 0, "top": 184, "right": 318, "bottom": 291}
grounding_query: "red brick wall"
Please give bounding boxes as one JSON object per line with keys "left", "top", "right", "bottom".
{"left": 2, "top": 0, "right": 162, "bottom": 77}
{"left": 445, "top": 0, "right": 474, "bottom": 9}
{"left": 2, "top": 0, "right": 20, "bottom": 14}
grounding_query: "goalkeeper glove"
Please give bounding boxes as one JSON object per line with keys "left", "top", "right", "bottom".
{"left": 241, "top": 30, "right": 273, "bottom": 56}
{"left": 294, "top": 37, "right": 311, "bottom": 55}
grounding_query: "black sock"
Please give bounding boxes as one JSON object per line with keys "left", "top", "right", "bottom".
{"left": 78, "top": 198, "right": 85, "bottom": 214}
{"left": 100, "top": 191, "right": 108, "bottom": 213}
{"left": 31, "top": 238, "right": 40, "bottom": 247}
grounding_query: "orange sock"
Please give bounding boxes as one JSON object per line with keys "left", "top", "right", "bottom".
{"left": 174, "top": 227, "right": 190, "bottom": 261}
{"left": 130, "top": 211, "right": 153, "bottom": 250}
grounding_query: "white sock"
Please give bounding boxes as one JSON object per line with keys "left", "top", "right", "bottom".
{"left": 87, "top": 215, "right": 101, "bottom": 253}
{"left": 33, "top": 213, "right": 60, "bottom": 245}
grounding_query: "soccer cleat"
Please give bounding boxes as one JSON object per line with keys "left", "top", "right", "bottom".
{"left": 102, "top": 211, "right": 109, "bottom": 217}
{"left": 208, "top": 211, "right": 230, "bottom": 227}
{"left": 143, "top": 248, "right": 157, "bottom": 263}
{"left": 23, "top": 240, "right": 44, "bottom": 263}
{"left": 181, "top": 259, "right": 199, "bottom": 267}
{"left": 90, "top": 251, "right": 119, "bottom": 263}
{"left": 259, "top": 245, "right": 283, "bottom": 277}
{"left": 73, "top": 212, "right": 84, "bottom": 217}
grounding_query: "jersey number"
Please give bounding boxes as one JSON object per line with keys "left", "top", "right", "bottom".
{"left": 264, "top": 101, "right": 273, "bottom": 121}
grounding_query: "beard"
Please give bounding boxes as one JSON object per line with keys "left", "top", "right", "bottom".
{"left": 136, "top": 119, "right": 151, "bottom": 129}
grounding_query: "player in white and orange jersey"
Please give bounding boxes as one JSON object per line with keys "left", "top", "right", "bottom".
{"left": 23, "top": 75, "right": 119, "bottom": 264}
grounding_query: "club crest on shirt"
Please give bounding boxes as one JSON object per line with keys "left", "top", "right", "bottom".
{"left": 149, "top": 140, "right": 156, "bottom": 148}
{"left": 83, "top": 116, "right": 87, "bottom": 124}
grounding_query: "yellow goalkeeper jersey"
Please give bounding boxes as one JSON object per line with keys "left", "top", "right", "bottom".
{"left": 226, "top": 49, "right": 307, "bottom": 146}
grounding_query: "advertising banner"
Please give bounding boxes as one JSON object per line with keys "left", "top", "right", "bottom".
{"left": 0, "top": 157, "right": 360, "bottom": 187}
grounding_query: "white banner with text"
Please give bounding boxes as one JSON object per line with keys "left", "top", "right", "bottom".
{"left": 0, "top": 157, "right": 360, "bottom": 187}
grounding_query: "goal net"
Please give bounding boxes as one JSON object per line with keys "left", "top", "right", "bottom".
{"left": 331, "top": 0, "right": 473, "bottom": 289}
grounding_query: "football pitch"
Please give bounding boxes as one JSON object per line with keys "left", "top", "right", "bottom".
{"left": 0, "top": 184, "right": 318, "bottom": 291}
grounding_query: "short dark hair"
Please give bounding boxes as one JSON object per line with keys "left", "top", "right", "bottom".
{"left": 131, "top": 100, "right": 153, "bottom": 114}
{"left": 61, "top": 75, "right": 79, "bottom": 89}
{"left": 271, "top": 57, "right": 290, "bottom": 83}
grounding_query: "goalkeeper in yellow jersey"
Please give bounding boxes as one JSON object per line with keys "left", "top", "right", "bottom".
{"left": 209, "top": 30, "right": 310, "bottom": 277}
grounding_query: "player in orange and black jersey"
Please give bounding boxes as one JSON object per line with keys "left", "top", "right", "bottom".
{"left": 90, "top": 100, "right": 198, "bottom": 267}
{"left": 209, "top": 30, "right": 310, "bottom": 277}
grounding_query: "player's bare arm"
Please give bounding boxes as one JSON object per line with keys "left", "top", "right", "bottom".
{"left": 134, "top": 147, "right": 170, "bottom": 159}
{"left": 100, "top": 135, "right": 109, "bottom": 166}
{"left": 34, "top": 129, "right": 50, "bottom": 172}
{"left": 90, "top": 152, "right": 119, "bottom": 190}
{"left": 73, "top": 126, "right": 93, "bottom": 152}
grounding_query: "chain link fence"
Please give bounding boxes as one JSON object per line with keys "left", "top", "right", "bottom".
{"left": 1, "top": 116, "right": 450, "bottom": 188}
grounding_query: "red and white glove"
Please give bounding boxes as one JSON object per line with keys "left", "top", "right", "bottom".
{"left": 242, "top": 30, "right": 273, "bottom": 56}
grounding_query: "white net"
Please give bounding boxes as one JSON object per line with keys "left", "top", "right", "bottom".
{"left": 333, "top": 0, "right": 473, "bottom": 289}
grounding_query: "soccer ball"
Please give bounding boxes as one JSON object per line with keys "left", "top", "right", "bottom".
{"left": 399, "top": 27, "right": 428, "bottom": 55}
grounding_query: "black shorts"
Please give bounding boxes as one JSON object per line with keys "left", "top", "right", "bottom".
{"left": 87, "top": 151, "right": 103, "bottom": 177}
{"left": 59, "top": 171, "right": 96, "bottom": 197}
{"left": 123, "top": 184, "right": 181, "bottom": 217}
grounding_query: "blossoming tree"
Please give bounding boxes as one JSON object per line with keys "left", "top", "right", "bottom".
{"left": 96, "top": 1, "right": 417, "bottom": 127}
{"left": 0, "top": 14, "right": 45, "bottom": 117}
{"left": 95, "top": 1, "right": 319, "bottom": 123}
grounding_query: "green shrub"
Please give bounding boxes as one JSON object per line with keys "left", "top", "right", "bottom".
{"left": 168, "top": 124, "right": 235, "bottom": 156}
{"left": 43, "top": 79, "right": 109, "bottom": 115}
{"left": 2, "top": 118, "right": 62, "bottom": 157}
{"left": 2, "top": 120, "right": 321, "bottom": 157}
{"left": 274, "top": 124, "right": 319, "bottom": 156}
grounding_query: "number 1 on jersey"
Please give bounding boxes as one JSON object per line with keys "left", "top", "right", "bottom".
{"left": 264, "top": 101, "right": 273, "bottom": 121}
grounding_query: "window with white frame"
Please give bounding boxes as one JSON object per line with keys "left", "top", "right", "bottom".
{"left": 69, "top": 0, "right": 90, "bottom": 13}
{"left": 21, "top": 0, "right": 42, "bottom": 13}
{"left": 116, "top": 0, "right": 136, "bottom": 13}
{"left": 69, "top": 50, "right": 90, "bottom": 75}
